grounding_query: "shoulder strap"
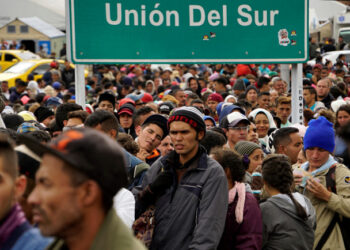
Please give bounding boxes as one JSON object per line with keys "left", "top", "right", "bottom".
{"left": 325, "top": 164, "right": 337, "bottom": 193}
{"left": 315, "top": 164, "right": 338, "bottom": 250}
{"left": 315, "top": 213, "right": 339, "bottom": 250}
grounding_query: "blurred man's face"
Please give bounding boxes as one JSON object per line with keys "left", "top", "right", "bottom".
{"left": 316, "top": 80, "right": 330, "bottom": 99}
{"left": 0, "top": 159, "right": 17, "bottom": 221}
{"left": 98, "top": 101, "right": 114, "bottom": 113}
{"left": 1, "top": 82, "right": 8, "bottom": 92}
{"left": 276, "top": 103, "right": 291, "bottom": 124}
{"left": 320, "top": 69, "right": 329, "bottom": 79}
{"left": 175, "top": 91, "right": 186, "bottom": 107}
{"left": 28, "top": 154, "right": 83, "bottom": 237}
{"left": 157, "top": 136, "right": 174, "bottom": 156}
{"left": 258, "top": 94, "right": 270, "bottom": 109}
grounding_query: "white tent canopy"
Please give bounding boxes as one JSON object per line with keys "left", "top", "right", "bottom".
{"left": 0, "top": 0, "right": 65, "bottom": 30}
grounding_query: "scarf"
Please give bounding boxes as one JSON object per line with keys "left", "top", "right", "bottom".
{"left": 228, "top": 182, "right": 246, "bottom": 224}
{"left": 0, "top": 203, "right": 27, "bottom": 245}
{"left": 301, "top": 155, "right": 338, "bottom": 176}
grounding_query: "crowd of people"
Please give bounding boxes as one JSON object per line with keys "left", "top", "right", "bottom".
{"left": 1, "top": 60, "right": 350, "bottom": 250}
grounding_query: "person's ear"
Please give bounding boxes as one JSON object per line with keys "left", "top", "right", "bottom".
{"left": 63, "top": 120, "right": 68, "bottom": 127}
{"left": 135, "top": 125, "right": 141, "bottom": 136}
{"left": 78, "top": 180, "right": 101, "bottom": 208}
{"left": 15, "top": 175, "right": 27, "bottom": 201}
{"left": 198, "top": 130, "right": 205, "bottom": 141}
{"left": 109, "top": 129, "right": 117, "bottom": 139}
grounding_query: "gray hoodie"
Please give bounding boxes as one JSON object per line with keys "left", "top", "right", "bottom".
{"left": 260, "top": 193, "right": 316, "bottom": 250}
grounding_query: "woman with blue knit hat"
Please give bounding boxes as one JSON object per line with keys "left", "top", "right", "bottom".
{"left": 293, "top": 116, "right": 350, "bottom": 250}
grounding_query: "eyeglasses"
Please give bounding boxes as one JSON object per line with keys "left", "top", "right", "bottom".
{"left": 228, "top": 126, "right": 249, "bottom": 131}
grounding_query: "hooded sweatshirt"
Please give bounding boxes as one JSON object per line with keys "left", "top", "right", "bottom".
{"left": 260, "top": 192, "right": 316, "bottom": 250}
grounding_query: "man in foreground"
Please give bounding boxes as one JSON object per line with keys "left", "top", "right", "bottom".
{"left": 135, "top": 106, "right": 228, "bottom": 249}
{"left": 20, "top": 128, "right": 145, "bottom": 250}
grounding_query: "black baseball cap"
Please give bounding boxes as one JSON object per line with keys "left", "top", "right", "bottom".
{"left": 18, "top": 128, "right": 128, "bottom": 199}
{"left": 142, "top": 114, "right": 168, "bottom": 139}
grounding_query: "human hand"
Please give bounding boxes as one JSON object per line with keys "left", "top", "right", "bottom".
{"left": 149, "top": 171, "right": 173, "bottom": 195}
{"left": 136, "top": 148, "right": 150, "bottom": 161}
{"left": 307, "top": 178, "right": 332, "bottom": 202}
{"left": 293, "top": 173, "right": 303, "bottom": 186}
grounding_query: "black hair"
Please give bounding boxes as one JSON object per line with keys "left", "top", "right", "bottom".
{"left": 187, "top": 92, "right": 199, "bottom": 100}
{"left": 210, "top": 127, "right": 227, "bottom": 140}
{"left": 330, "top": 86, "right": 346, "bottom": 99}
{"left": 2, "top": 114, "right": 24, "bottom": 131}
{"left": 258, "top": 91, "right": 270, "bottom": 98}
{"left": 190, "top": 99, "right": 204, "bottom": 105}
{"left": 55, "top": 103, "right": 83, "bottom": 130}
{"left": 215, "top": 77, "right": 228, "bottom": 86}
{"left": 257, "top": 76, "right": 270, "bottom": 89}
{"left": 262, "top": 154, "right": 307, "bottom": 220}
{"left": 211, "top": 148, "right": 246, "bottom": 183}
{"left": 272, "top": 127, "right": 299, "bottom": 151}
{"left": 303, "top": 86, "right": 317, "bottom": 101}
{"left": 133, "top": 106, "right": 155, "bottom": 127}
{"left": 27, "top": 130, "right": 51, "bottom": 143}
{"left": 85, "top": 110, "right": 119, "bottom": 135}
{"left": 335, "top": 104, "right": 350, "bottom": 130}
{"left": 200, "top": 130, "right": 226, "bottom": 154}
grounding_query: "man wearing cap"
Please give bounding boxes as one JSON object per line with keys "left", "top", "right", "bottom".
{"left": 97, "top": 92, "right": 116, "bottom": 113}
{"left": 224, "top": 112, "right": 250, "bottom": 149}
{"left": 294, "top": 117, "right": 350, "bottom": 250}
{"left": 34, "top": 107, "right": 54, "bottom": 128}
{"left": 126, "top": 93, "right": 145, "bottom": 110}
{"left": 135, "top": 114, "right": 168, "bottom": 166}
{"left": 135, "top": 106, "right": 227, "bottom": 250}
{"left": 20, "top": 128, "right": 146, "bottom": 250}
{"left": 117, "top": 103, "right": 136, "bottom": 138}
{"left": 233, "top": 79, "right": 246, "bottom": 97}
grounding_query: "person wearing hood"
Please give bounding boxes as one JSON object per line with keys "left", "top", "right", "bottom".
{"left": 260, "top": 154, "right": 316, "bottom": 250}
{"left": 145, "top": 79, "right": 156, "bottom": 96}
{"left": 203, "top": 115, "right": 216, "bottom": 129}
{"left": 224, "top": 95, "right": 237, "bottom": 104}
{"left": 211, "top": 148, "right": 263, "bottom": 250}
{"left": 233, "top": 79, "right": 246, "bottom": 98}
{"left": 249, "top": 108, "right": 277, "bottom": 149}
{"left": 27, "top": 80, "right": 41, "bottom": 99}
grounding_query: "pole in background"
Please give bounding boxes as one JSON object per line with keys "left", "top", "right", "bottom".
{"left": 280, "top": 64, "right": 290, "bottom": 92}
{"left": 291, "top": 63, "right": 303, "bottom": 125}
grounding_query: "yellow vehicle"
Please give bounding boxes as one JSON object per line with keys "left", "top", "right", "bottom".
{"left": 0, "top": 59, "right": 86, "bottom": 87}
{"left": 0, "top": 50, "right": 41, "bottom": 72}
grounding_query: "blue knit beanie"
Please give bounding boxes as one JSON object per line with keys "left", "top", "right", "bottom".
{"left": 304, "top": 116, "right": 335, "bottom": 153}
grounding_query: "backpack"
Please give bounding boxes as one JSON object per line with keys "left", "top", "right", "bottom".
{"left": 315, "top": 165, "right": 350, "bottom": 250}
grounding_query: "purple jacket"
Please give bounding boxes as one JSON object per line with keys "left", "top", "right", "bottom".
{"left": 218, "top": 192, "right": 263, "bottom": 250}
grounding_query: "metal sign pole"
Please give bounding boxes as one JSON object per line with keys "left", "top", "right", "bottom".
{"left": 74, "top": 65, "right": 86, "bottom": 109}
{"left": 291, "top": 63, "right": 303, "bottom": 125}
{"left": 280, "top": 64, "right": 290, "bottom": 92}
{"left": 67, "top": 0, "right": 85, "bottom": 109}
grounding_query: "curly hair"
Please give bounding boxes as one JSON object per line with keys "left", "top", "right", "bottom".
{"left": 262, "top": 154, "right": 307, "bottom": 220}
{"left": 211, "top": 148, "right": 246, "bottom": 183}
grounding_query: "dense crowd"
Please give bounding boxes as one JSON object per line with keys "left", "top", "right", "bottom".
{"left": 1, "top": 60, "right": 350, "bottom": 250}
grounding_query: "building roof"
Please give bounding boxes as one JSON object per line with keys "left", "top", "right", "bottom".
{"left": 0, "top": 0, "right": 65, "bottom": 30}
{"left": 1, "top": 17, "right": 65, "bottom": 38}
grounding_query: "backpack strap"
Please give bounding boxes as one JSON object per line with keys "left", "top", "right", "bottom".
{"left": 325, "top": 164, "right": 337, "bottom": 193}
{"left": 315, "top": 164, "right": 338, "bottom": 250}
{"left": 315, "top": 213, "right": 339, "bottom": 250}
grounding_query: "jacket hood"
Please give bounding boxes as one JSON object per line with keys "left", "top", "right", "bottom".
{"left": 267, "top": 193, "right": 316, "bottom": 228}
